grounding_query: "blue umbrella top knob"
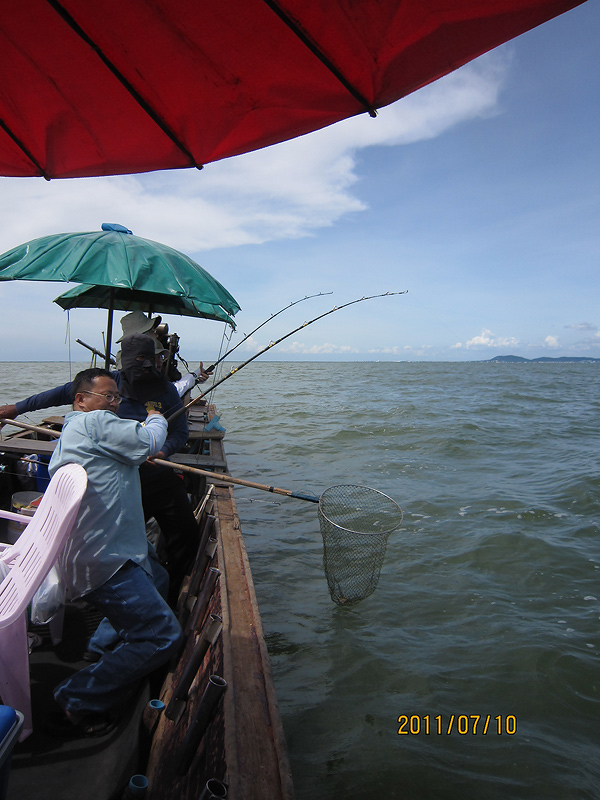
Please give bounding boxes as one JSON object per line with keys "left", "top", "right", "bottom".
{"left": 101, "top": 223, "right": 132, "bottom": 234}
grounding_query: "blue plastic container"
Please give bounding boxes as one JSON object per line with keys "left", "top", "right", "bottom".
{"left": 31, "top": 454, "right": 51, "bottom": 491}
{"left": 0, "top": 706, "right": 24, "bottom": 800}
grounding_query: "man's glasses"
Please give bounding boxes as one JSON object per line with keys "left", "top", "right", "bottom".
{"left": 82, "top": 390, "right": 122, "bottom": 404}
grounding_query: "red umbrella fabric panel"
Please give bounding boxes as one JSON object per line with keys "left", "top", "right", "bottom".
{"left": 0, "top": 0, "right": 585, "bottom": 179}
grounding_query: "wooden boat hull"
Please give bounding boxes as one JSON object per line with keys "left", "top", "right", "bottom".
{"left": 146, "top": 481, "right": 293, "bottom": 799}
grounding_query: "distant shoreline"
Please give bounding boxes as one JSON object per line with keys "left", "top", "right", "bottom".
{"left": 1, "top": 356, "right": 599, "bottom": 365}
{"left": 484, "top": 355, "right": 600, "bottom": 364}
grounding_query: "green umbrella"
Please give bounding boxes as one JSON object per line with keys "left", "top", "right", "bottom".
{"left": 54, "top": 284, "right": 236, "bottom": 327}
{"left": 0, "top": 223, "right": 240, "bottom": 366}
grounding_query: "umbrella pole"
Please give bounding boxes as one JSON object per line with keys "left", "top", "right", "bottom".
{"left": 105, "top": 288, "right": 115, "bottom": 370}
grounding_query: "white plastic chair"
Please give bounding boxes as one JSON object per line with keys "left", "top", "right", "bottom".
{"left": 0, "top": 463, "right": 87, "bottom": 740}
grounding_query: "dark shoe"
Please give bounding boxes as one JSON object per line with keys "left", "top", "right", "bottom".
{"left": 44, "top": 709, "right": 118, "bottom": 738}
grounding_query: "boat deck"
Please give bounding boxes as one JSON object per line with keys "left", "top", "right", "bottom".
{"left": 8, "top": 603, "right": 152, "bottom": 800}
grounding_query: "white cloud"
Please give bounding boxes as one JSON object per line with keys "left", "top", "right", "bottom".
{"left": 565, "top": 322, "right": 597, "bottom": 331}
{"left": 453, "top": 329, "right": 519, "bottom": 349}
{"left": 368, "top": 345, "right": 432, "bottom": 354}
{"left": 368, "top": 346, "right": 402, "bottom": 354}
{"left": 544, "top": 335, "right": 559, "bottom": 348}
{"left": 279, "top": 341, "right": 358, "bottom": 355}
{"left": 0, "top": 52, "right": 509, "bottom": 257}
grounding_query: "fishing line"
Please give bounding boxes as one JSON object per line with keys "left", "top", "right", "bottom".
{"left": 178, "top": 291, "right": 334, "bottom": 410}
{"left": 205, "top": 291, "right": 333, "bottom": 374}
{"left": 198, "top": 292, "right": 335, "bottom": 416}
{"left": 205, "top": 322, "right": 234, "bottom": 393}
{"left": 178, "top": 320, "right": 232, "bottom": 378}
{"left": 0, "top": 463, "right": 44, "bottom": 481}
{"left": 166, "top": 290, "right": 407, "bottom": 422}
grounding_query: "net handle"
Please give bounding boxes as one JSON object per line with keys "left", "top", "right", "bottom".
{"left": 153, "top": 458, "right": 320, "bottom": 503}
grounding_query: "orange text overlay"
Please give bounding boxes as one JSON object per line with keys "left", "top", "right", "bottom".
{"left": 397, "top": 715, "right": 517, "bottom": 735}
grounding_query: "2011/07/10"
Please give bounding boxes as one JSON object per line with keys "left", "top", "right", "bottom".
{"left": 397, "top": 715, "right": 517, "bottom": 735}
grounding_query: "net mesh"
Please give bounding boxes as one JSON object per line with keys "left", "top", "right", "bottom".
{"left": 318, "top": 485, "right": 403, "bottom": 606}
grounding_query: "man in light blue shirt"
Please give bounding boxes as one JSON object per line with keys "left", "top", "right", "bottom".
{"left": 47, "top": 368, "right": 182, "bottom": 737}
{"left": 0, "top": 333, "right": 200, "bottom": 602}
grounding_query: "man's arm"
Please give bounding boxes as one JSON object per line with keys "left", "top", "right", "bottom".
{"left": 0, "top": 382, "right": 73, "bottom": 418}
{"left": 86, "top": 410, "right": 168, "bottom": 466}
{"left": 159, "top": 385, "right": 189, "bottom": 459}
{"left": 172, "top": 363, "right": 210, "bottom": 397}
{"left": 143, "top": 411, "right": 168, "bottom": 457}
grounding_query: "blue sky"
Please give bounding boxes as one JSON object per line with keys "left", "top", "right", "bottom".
{"left": 0, "top": 1, "right": 597, "bottom": 363}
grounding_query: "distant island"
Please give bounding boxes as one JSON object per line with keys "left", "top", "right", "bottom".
{"left": 486, "top": 355, "right": 600, "bottom": 363}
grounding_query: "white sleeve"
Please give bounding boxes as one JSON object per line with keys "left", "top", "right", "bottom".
{"left": 172, "top": 373, "right": 196, "bottom": 397}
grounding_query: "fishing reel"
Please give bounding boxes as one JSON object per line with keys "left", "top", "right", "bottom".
{"left": 154, "top": 323, "right": 182, "bottom": 381}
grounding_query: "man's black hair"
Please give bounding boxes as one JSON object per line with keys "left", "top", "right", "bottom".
{"left": 70, "top": 368, "right": 114, "bottom": 401}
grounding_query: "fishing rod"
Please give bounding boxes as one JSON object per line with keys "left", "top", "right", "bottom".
{"left": 167, "top": 290, "right": 407, "bottom": 423}
{"left": 153, "top": 458, "right": 319, "bottom": 502}
{"left": 76, "top": 338, "right": 117, "bottom": 366}
{"left": 204, "top": 291, "right": 333, "bottom": 373}
{"left": 178, "top": 291, "right": 333, "bottom": 379}
{"left": 0, "top": 419, "right": 61, "bottom": 438}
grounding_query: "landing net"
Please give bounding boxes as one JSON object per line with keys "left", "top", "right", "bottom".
{"left": 318, "top": 485, "right": 403, "bottom": 606}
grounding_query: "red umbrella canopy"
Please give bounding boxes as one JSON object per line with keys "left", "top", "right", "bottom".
{"left": 0, "top": 0, "right": 585, "bottom": 180}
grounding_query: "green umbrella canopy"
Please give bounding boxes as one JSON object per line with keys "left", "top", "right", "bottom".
{"left": 54, "top": 284, "right": 236, "bottom": 328}
{"left": 0, "top": 224, "right": 240, "bottom": 367}
{"left": 0, "top": 225, "right": 241, "bottom": 317}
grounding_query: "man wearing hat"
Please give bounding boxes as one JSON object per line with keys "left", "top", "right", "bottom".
{"left": 115, "top": 310, "right": 209, "bottom": 392}
{"left": 116, "top": 309, "right": 162, "bottom": 341}
{"left": 114, "top": 310, "right": 163, "bottom": 370}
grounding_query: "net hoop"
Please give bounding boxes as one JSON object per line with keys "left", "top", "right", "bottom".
{"left": 318, "top": 484, "right": 403, "bottom": 535}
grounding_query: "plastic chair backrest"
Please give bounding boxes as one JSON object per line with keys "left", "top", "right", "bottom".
{"left": 0, "top": 463, "right": 87, "bottom": 630}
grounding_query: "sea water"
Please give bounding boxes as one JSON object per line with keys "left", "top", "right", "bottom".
{"left": 2, "top": 361, "right": 599, "bottom": 799}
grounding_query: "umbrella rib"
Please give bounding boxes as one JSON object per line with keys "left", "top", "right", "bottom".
{"left": 260, "top": 0, "right": 378, "bottom": 118}
{"left": 44, "top": 0, "right": 204, "bottom": 170}
{"left": 0, "top": 118, "right": 51, "bottom": 180}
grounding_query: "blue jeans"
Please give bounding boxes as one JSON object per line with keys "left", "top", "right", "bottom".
{"left": 86, "top": 545, "right": 170, "bottom": 657}
{"left": 54, "top": 560, "right": 182, "bottom": 716}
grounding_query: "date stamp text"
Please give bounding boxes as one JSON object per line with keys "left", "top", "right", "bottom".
{"left": 397, "top": 714, "right": 517, "bottom": 735}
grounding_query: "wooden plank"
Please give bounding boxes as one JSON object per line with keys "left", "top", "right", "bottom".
{"left": 187, "top": 428, "right": 225, "bottom": 440}
{"left": 0, "top": 439, "right": 56, "bottom": 455}
{"left": 41, "top": 416, "right": 65, "bottom": 427}
{"left": 215, "top": 485, "right": 295, "bottom": 800}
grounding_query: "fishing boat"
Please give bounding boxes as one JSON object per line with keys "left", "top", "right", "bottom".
{"left": 0, "top": 397, "right": 295, "bottom": 800}
{"left": 0, "top": 4, "right": 585, "bottom": 798}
